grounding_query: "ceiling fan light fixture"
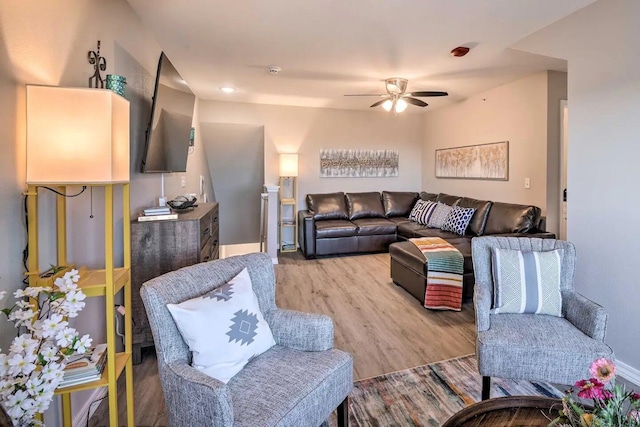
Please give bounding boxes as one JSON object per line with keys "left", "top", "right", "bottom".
{"left": 382, "top": 99, "right": 393, "bottom": 112}
{"left": 385, "top": 77, "right": 408, "bottom": 95}
{"left": 395, "top": 98, "right": 408, "bottom": 113}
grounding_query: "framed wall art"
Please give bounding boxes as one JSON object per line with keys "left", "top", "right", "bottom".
{"left": 320, "top": 149, "right": 399, "bottom": 178}
{"left": 435, "top": 141, "right": 508, "bottom": 180}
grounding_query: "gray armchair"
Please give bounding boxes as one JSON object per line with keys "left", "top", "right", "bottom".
{"left": 471, "top": 237, "right": 613, "bottom": 400}
{"left": 140, "top": 252, "right": 353, "bottom": 426}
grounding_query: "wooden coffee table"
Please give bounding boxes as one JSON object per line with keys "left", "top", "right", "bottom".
{"left": 442, "top": 396, "right": 562, "bottom": 426}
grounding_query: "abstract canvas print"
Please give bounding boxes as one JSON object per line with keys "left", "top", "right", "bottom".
{"left": 435, "top": 141, "right": 508, "bottom": 180}
{"left": 320, "top": 149, "right": 399, "bottom": 177}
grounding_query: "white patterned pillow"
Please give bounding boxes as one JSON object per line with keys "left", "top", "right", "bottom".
{"left": 166, "top": 268, "right": 275, "bottom": 383}
{"left": 426, "top": 203, "right": 453, "bottom": 228}
{"left": 408, "top": 200, "right": 426, "bottom": 222}
{"left": 491, "top": 248, "right": 563, "bottom": 316}
{"left": 441, "top": 206, "right": 476, "bottom": 235}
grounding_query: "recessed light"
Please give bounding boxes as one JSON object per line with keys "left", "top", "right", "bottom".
{"left": 220, "top": 87, "right": 235, "bottom": 93}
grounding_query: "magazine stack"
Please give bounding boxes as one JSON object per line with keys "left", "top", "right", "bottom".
{"left": 58, "top": 344, "right": 107, "bottom": 389}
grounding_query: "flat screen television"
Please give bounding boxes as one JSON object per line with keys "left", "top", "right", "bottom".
{"left": 141, "top": 52, "right": 196, "bottom": 173}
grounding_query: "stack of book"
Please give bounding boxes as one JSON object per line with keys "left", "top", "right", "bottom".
{"left": 138, "top": 206, "right": 178, "bottom": 222}
{"left": 58, "top": 344, "right": 108, "bottom": 389}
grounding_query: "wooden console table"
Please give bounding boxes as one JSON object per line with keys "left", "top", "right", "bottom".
{"left": 442, "top": 396, "right": 562, "bottom": 426}
{"left": 130, "top": 203, "right": 219, "bottom": 364}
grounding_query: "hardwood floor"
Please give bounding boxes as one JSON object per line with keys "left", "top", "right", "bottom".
{"left": 89, "top": 251, "right": 476, "bottom": 426}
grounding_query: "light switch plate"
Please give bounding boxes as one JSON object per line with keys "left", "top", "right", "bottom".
{"left": 524, "top": 177, "right": 531, "bottom": 189}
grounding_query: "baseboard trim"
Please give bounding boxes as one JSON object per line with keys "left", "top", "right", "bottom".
{"left": 617, "top": 359, "right": 640, "bottom": 387}
{"left": 73, "top": 387, "right": 108, "bottom": 427}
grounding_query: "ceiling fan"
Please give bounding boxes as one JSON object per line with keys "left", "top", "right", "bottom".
{"left": 345, "top": 77, "right": 448, "bottom": 113}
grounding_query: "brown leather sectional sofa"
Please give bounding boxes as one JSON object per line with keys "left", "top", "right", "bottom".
{"left": 297, "top": 191, "right": 555, "bottom": 298}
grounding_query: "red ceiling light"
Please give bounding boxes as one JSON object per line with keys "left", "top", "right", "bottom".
{"left": 450, "top": 46, "right": 470, "bottom": 57}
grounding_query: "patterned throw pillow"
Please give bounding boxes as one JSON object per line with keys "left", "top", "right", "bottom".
{"left": 408, "top": 200, "right": 438, "bottom": 225}
{"left": 441, "top": 206, "right": 476, "bottom": 235}
{"left": 426, "top": 203, "right": 453, "bottom": 228}
{"left": 408, "top": 199, "right": 425, "bottom": 222}
{"left": 491, "top": 248, "right": 563, "bottom": 316}
{"left": 166, "top": 268, "right": 276, "bottom": 383}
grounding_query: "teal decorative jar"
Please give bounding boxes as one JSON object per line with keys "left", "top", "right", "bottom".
{"left": 106, "top": 74, "right": 127, "bottom": 97}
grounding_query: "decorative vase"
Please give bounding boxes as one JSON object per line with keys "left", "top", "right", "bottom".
{"left": 106, "top": 74, "right": 127, "bottom": 98}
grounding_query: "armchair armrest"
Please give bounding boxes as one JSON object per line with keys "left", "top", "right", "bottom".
{"left": 265, "top": 308, "right": 334, "bottom": 351}
{"left": 474, "top": 282, "right": 492, "bottom": 332}
{"left": 562, "top": 290, "right": 608, "bottom": 341}
{"left": 163, "top": 360, "right": 233, "bottom": 427}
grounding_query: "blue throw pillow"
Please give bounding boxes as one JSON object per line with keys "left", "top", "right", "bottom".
{"left": 441, "top": 205, "right": 475, "bottom": 235}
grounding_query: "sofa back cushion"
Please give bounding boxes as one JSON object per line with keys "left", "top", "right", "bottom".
{"left": 483, "top": 202, "right": 541, "bottom": 234}
{"left": 306, "top": 192, "right": 348, "bottom": 220}
{"left": 457, "top": 197, "right": 493, "bottom": 236}
{"left": 436, "top": 193, "right": 463, "bottom": 206}
{"left": 382, "top": 191, "right": 419, "bottom": 217}
{"left": 420, "top": 191, "right": 438, "bottom": 202}
{"left": 346, "top": 192, "right": 385, "bottom": 220}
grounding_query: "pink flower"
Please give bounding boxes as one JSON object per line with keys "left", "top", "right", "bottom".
{"left": 631, "top": 392, "right": 640, "bottom": 402}
{"left": 590, "top": 358, "right": 616, "bottom": 383}
{"left": 575, "top": 378, "right": 606, "bottom": 400}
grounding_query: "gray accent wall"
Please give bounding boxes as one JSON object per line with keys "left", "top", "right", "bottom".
{"left": 201, "top": 123, "right": 265, "bottom": 245}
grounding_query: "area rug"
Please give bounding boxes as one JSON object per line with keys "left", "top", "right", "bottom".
{"left": 330, "top": 354, "right": 563, "bottom": 427}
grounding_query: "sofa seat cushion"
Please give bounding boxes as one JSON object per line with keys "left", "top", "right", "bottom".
{"left": 484, "top": 202, "right": 541, "bottom": 235}
{"left": 229, "top": 345, "right": 353, "bottom": 427}
{"left": 458, "top": 197, "right": 493, "bottom": 236}
{"left": 397, "top": 221, "right": 430, "bottom": 238}
{"left": 413, "top": 227, "right": 466, "bottom": 241}
{"left": 346, "top": 192, "right": 385, "bottom": 220}
{"left": 315, "top": 220, "right": 357, "bottom": 239}
{"left": 388, "top": 216, "right": 411, "bottom": 225}
{"left": 307, "top": 192, "right": 348, "bottom": 220}
{"left": 382, "top": 191, "right": 419, "bottom": 217}
{"left": 352, "top": 218, "right": 397, "bottom": 236}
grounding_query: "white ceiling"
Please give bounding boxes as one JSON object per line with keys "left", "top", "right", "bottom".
{"left": 126, "top": 0, "right": 593, "bottom": 112}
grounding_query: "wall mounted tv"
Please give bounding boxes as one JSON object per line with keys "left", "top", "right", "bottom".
{"left": 141, "top": 52, "right": 196, "bottom": 173}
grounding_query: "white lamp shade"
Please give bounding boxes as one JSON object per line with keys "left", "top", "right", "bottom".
{"left": 26, "top": 86, "right": 130, "bottom": 184}
{"left": 279, "top": 153, "right": 298, "bottom": 177}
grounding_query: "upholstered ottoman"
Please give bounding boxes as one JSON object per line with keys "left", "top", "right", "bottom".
{"left": 389, "top": 241, "right": 474, "bottom": 304}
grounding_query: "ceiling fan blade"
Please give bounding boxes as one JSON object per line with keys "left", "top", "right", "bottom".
{"left": 409, "top": 91, "right": 448, "bottom": 97}
{"left": 405, "top": 97, "right": 428, "bottom": 107}
{"left": 370, "top": 99, "right": 388, "bottom": 108}
{"left": 344, "top": 94, "right": 387, "bottom": 97}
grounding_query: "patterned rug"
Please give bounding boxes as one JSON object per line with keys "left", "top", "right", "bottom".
{"left": 331, "top": 354, "right": 563, "bottom": 427}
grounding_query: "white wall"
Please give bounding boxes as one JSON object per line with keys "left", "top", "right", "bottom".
{"left": 0, "top": 0, "right": 212, "bottom": 423}
{"left": 422, "top": 71, "right": 566, "bottom": 232}
{"left": 514, "top": 0, "right": 640, "bottom": 372}
{"left": 198, "top": 100, "right": 424, "bottom": 209}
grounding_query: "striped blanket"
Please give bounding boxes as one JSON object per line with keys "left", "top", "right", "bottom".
{"left": 408, "top": 237, "right": 464, "bottom": 311}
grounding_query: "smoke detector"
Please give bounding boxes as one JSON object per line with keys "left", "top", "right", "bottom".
{"left": 268, "top": 65, "right": 282, "bottom": 74}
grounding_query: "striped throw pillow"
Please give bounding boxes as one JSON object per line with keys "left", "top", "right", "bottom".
{"left": 408, "top": 200, "right": 427, "bottom": 222}
{"left": 491, "top": 247, "right": 563, "bottom": 316}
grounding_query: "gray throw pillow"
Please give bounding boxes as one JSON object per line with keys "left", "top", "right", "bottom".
{"left": 491, "top": 247, "right": 563, "bottom": 317}
{"left": 427, "top": 203, "right": 453, "bottom": 228}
